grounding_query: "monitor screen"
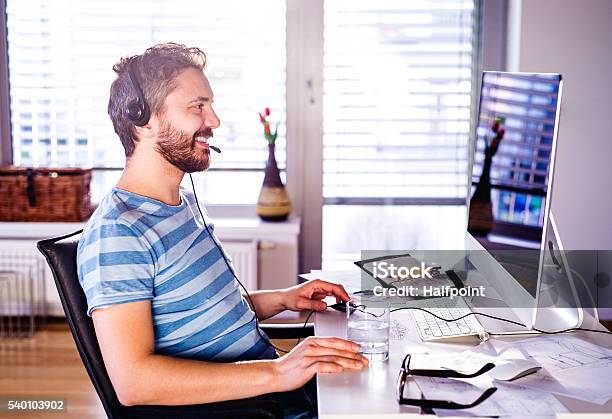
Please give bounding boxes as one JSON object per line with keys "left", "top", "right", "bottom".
{"left": 468, "top": 72, "right": 562, "bottom": 249}
{"left": 467, "top": 72, "right": 562, "bottom": 296}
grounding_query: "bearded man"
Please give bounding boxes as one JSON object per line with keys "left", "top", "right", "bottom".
{"left": 76, "top": 43, "right": 366, "bottom": 418}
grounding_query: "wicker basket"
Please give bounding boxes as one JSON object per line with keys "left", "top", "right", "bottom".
{"left": 0, "top": 167, "right": 94, "bottom": 222}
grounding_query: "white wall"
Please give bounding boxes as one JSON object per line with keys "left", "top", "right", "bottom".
{"left": 508, "top": 0, "right": 612, "bottom": 249}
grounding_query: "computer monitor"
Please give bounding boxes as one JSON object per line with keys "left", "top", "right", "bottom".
{"left": 468, "top": 71, "right": 562, "bottom": 285}
{"left": 363, "top": 72, "right": 579, "bottom": 332}
{"left": 463, "top": 71, "right": 565, "bottom": 331}
{"left": 469, "top": 72, "right": 562, "bottom": 247}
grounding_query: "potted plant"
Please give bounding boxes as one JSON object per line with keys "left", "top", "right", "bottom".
{"left": 256, "top": 108, "right": 291, "bottom": 221}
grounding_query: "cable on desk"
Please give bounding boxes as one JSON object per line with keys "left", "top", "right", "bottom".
{"left": 493, "top": 327, "right": 612, "bottom": 336}
{"left": 388, "top": 306, "right": 612, "bottom": 336}
{"left": 390, "top": 306, "right": 526, "bottom": 327}
{"left": 297, "top": 310, "right": 315, "bottom": 345}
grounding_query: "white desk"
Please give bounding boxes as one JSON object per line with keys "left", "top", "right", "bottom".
{"left": 315, "top": 304, "right": 612, "bottom": 417}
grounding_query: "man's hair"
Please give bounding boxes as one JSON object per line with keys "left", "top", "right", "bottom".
{"left": 107, "top": 43, "right": 207, "bottom": 157}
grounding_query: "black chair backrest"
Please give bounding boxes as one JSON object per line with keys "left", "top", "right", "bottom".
{"left": 37, "top": 230, "right": 119, "bottom": 418}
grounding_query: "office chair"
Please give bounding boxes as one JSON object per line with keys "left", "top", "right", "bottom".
{"left": 37, "top": 230, "right": 313, "bottom": 419}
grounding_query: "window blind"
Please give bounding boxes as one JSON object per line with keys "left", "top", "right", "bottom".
{"left": 322, "top": 0, "right": 477, "bottom": 203}
{"left": 6, "top": 0, "right": 286, "bottom": 172}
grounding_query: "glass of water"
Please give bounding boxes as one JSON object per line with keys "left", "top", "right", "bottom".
{"left": 346, "top": 294, "right": 390, "bottom": 361}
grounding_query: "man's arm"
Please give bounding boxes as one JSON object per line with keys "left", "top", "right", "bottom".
{"left": 93, "top": 299, "right": 366, "bottom": 406}
{"left": 246, "top": 279, "right": 351, "bottom": 320}
{"left": 243, "top": 289, "right": 286, "bottom": 320}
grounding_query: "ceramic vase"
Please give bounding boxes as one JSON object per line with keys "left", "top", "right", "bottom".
{"left": 256, "top": 143, "right": 291, "bottom": 221}
{"left": 468, "top": 153, "right": 494, "bottom": 236}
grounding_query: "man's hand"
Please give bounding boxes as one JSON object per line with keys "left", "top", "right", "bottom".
{"left": 281, "top": 279, "right": 350, "bottom": 312}
{"left": 272, "top": 336, "right": 368, "bottom": 392}
{"left": 246, "top": 279, "right": 349, "bottom": 320}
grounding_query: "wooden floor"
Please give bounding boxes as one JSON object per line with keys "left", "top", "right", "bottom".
{"left": 0, "top": 320, "right": 106, "bottom": 418}
{"left": 0, "top": 318, "right": 300, "bottom": 419}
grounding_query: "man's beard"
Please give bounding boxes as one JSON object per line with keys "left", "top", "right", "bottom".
{"left": 155, "top": 119, "right": 211, "bottom": 173}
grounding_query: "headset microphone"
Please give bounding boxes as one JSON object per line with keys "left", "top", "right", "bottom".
{"left": 209, "top": 145, "right": 221, "bottom": 153}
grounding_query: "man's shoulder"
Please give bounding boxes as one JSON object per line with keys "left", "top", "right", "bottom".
{"left": 77, "top": 186, "right": 201, "bottom": 260}
{"left": 78, "top": 190, "right": 150, "bottom": 251}
{"left": 98, "top": 188, "right": 158, "bottom": 224}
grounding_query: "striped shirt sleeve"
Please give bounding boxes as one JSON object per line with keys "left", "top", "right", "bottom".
{"left": 77, "top": 223, "right": 156, "bottom": 316}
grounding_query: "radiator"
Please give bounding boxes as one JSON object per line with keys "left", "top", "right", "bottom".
{"left": 222, "top": 241, "right": 259, "bottom": 291}
{"left": 0, "top": 243, "right": 47, "bottom": 336}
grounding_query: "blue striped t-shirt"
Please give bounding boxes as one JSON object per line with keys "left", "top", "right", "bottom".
{"left": 76, "top": 186, "right": 276, "bottom": 362}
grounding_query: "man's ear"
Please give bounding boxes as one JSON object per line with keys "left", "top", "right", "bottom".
{"left": 134, "top": 124, "right": 153, "bottom": 137}
{"left": 133, "top": 116, "right": 158, "bottom": 140}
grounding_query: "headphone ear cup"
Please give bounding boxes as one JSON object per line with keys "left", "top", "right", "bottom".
{"left": 125, "top": 58, "right": 151, "bottom": 127}
{"left": 126, "top": 101, "right": 150, "bottom": 127}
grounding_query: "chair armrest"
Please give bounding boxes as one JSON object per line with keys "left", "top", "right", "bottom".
{"left": 122, "top": 398, "right": 283, "bottom": 418}
{"left": 260, "top": 323, "right": 314, "bottom": 339}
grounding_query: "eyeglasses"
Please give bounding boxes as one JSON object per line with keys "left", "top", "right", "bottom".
{"left": 396, "top": 353, "right": 497, "bottom": 410}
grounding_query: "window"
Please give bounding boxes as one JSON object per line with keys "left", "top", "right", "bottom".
{"left": 3, "top": 0, "right": 481, "bottom": 269}
{"left": 321, "top": 0, "right": 478, "bottom": 266}
{"left": 5, "top": 0, "right": 286, "bottom": 204}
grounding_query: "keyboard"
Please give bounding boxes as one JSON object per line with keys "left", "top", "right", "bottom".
{"left": 410, "top": 299, "right": 486, "bottom": 341}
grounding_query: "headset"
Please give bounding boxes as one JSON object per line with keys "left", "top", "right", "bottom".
{"left": 125, "top": 57, "right": 151, "bottom": 127}
{"left": 124, "top": 57, "right": 221, "bottom": 153}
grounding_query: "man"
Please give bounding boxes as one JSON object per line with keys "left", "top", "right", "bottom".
{"left": 76, "top": 43, "right": 367, "bottom": 417}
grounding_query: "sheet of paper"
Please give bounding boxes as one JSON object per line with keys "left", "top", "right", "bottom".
{"left": 412, "top": 351, "right": 491, "bottom": 373}
{"left": 390, "top": 318, "right": 411, "bottom": 341}
{"left": 495, "top": 335, "right": 612, "bottom": 405}
{"left": 502, "top": 335, "right": 612, "bottom": 375}
{"left": 414, "top": 375, "right": 568, "bottom": 417}
{"left": 411, "top": 347, "right": 528, "bottom": 375}
{"left": 450, "top": 335, "right": 612, "bottom": 405}
{"left": 469, "top": 337, "right": 514, "bottom": 356}
{"left": 413, "top": 334, "right": 612, "bottom": 410}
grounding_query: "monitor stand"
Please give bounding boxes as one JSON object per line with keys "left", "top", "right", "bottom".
{"left": 533, "top": 213, "right": 583, "bottom": 331}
